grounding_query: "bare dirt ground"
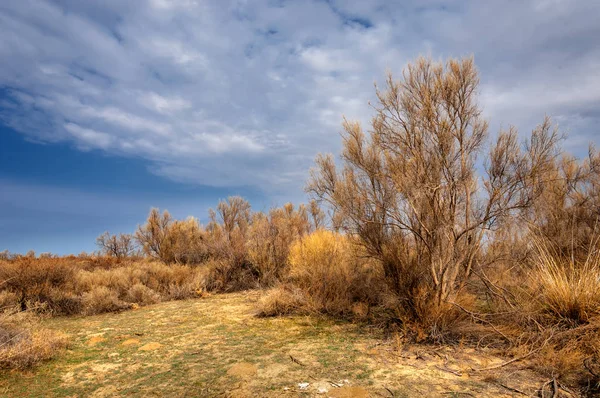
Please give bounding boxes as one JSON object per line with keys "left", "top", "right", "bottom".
{"left": 0, "top": 292, "right": 547, "bottom": 397}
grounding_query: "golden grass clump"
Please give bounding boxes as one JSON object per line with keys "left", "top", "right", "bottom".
{"left": 255, "top": 286, "right": 307, "bottom": 317}
{"left": 530, "top": 240, "right": 600, "bottom": 325}
{"left": 285, "top": 230, "right": 382, "bottom": 317}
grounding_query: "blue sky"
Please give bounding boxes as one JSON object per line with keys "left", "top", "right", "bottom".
{"left": 1, "top": 0, "right": 600, "bottom": 254}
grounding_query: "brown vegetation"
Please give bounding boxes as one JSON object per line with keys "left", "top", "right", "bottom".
{"left": 0, "top": 310, "right": 68, "bottom": 370}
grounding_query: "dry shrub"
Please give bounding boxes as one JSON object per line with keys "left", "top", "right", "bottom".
{"left": 76, "top": 262, "right": 204, "bottom": 307}
{"left": 203, "top": 259, "right": 258, "bottom": 293}
{"left": 0, "top": 257, "right": 76, "bottom": 312}
{"left": 308, "top": 56, "right": 560, "bottom": 338}
{"left": 255, "top": 286, "right": 307, "bottom": 317}
{"left": 247, "top": 203, "right": 312, "bottom": 286}
{"left": 0, "top": 290, "right": 18, "bottom": 310}
{"left": 82, "top": 286, "right": 128, "bottom": 315}
{"left": 0, "top": 253, "right": 205, "bottom": 318}
{"left": 286, "top": 230, "right": 382, "bottom": 317}
{"left": 136, "top": 209, "right": 209, "bottom": 264}
{"left": 77, "top": 255, "right": 125, "bottom": 270}
{"left": 0, "top": 312, "right": 68, "bottom": 370}
{"left": 127, "top": 283, "right": 161, "bottom": 305}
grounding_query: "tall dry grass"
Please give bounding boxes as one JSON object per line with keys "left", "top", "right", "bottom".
{"left": 530, "top": 239, "right": 600, "bottom": 325}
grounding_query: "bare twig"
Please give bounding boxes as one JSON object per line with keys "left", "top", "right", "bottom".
{"left": 472, "top": 334, "right": 553, "bottom": 372}
{"left": 290, "top": 355, "right": 306, "bottom": 367}
{"left": 435, "top": 365, "right": 462, "bottom": 377}
{"left": 584, "top": 356, "right": 599, "bottom": 377}
{"left": 449, "top": 301, "right": 511, "bottom": 342}
{"left": 495, "top": 382, "right": 528, "bottom": 396}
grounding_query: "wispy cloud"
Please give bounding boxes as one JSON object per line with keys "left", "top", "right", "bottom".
{"left": 1, "top": 0, "right": 599, "bottom": 196}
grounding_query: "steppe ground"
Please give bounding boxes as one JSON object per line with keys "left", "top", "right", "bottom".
{"left": 0, "top": 292, "right": 546, "bottom": 397}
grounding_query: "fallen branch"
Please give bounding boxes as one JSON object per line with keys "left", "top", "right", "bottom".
{"left": 472, "top": 334, "right": 552, "bottom": 372}
{"left": 435, "top": 365, "right": 462, "bottom": 377}
{"left": 495, "top": 382, "right": 528, "bottom": 396}
{"left": 289, "top": 354, "right": 306, "bottom": 367}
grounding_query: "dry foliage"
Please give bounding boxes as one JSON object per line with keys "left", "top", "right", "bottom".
{"left": 308, "top": 56, "right": 559, "bottom": 333}
{"left": 284, "top": 230, "right": 383, "bottom": 317}
{"left": 247, "top": 203, "right": 312, "bottom": 286}
{"left": 0, "top": 257, "right": 206, "bottom": 316}
{"left": 529, "top": 239, "right": 600, "bottom": 325}
{"left": 0, "top": 257, "right": 77, "bottom": 312}
{"left": 0, "top": 311, "right": 68, "bottom": 370}
{"left": 135, "top": 209, "right": 209, "bottom": 264}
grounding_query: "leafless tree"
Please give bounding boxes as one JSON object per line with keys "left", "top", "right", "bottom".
{"left": 135, "top": 208, "right": 173, "bottom": 262}
{"left": 96, "top": 232, "right": 136, "bottom": 259}
{"left": 308, "top": 56, "right": 560, "bottom": 318}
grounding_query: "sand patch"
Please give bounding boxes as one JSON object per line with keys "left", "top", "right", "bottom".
{"left": 328, "top": 386, "right": 370, "bottom": 398}
{"left": 90, "top": 363, "right": 122, "bottom": 373}
{"left": 87, "top": 336, "right": 106, "bottom": 346}
{"left": 227, "top": 362, "right": 258, "bottom": 379}
{"left": 139, "top": 342, "right": 162, "bottom": 351}
{"left": 121, "top": 338, "right": 140, "bottom": 346}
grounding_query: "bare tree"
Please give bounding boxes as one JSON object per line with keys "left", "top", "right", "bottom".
{"left": 96, "top": 232, "right": 136, "bottom": 259}
{"left": 135, "top": 208, "right": 173, "bottom": 262}
{"left": 308, "top": 56, "right": 560, "bottom": 318}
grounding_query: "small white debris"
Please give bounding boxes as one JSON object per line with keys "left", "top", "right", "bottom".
{"left": 298, "top": 382, "right": 310, "bottom": 390}
{"left": 283, "top": 387, "right": 290, "bottom": 391}
{"left": 317, "top": 387, "right": 328, "bottom": 394}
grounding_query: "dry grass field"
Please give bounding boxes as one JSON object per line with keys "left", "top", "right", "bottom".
{"left": 0, "top": 292, "right": 550, "bottom": 398}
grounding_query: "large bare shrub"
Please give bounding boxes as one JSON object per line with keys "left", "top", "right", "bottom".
{"left": 96, "top": 232, "right": 137, "bottom": 259}
{"left": 135, "top": 208, "right": 174, "bottom": 263}
{"left": 204, "top": 197, "right": 257, "bottom": 291}
{"left": 136, "top": 209, "right": 208, "bottom": 264}
{"left": 308, "top": 57, "right": 559, "bottom": 328}
{"left": 247, "top": 203, "right": 312, "bottom": 286}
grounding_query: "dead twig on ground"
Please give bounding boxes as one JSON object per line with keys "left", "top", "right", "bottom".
{"left": 495, "top": 382, "right": 528, "bottom": 396}
{"left": 289, "top": 354, "right": 306, "bottom": 367}
{"left": 472, "top": 334, "right": 553, "bottom": 372}
{"left": 435, "top": 365, "right": 462, "bottom": 377}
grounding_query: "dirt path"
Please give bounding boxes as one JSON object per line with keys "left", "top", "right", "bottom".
{"left": 0, "top": 292, "right": 546, "bottom": 397}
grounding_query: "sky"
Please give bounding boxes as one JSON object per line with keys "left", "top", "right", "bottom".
{"left": 1, "top": 0, "right": 599, "bottom": 254}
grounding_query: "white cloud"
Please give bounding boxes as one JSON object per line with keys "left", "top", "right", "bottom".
{"left": 0, "top": 0, "right": 599, "bottom": 196}
{"left": 64, "top": 123, "right": 113, "bottom": 149}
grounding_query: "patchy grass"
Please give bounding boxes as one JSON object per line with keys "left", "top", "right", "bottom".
{"left": 0, "top": 292, "right": 546, "bottom": 397}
